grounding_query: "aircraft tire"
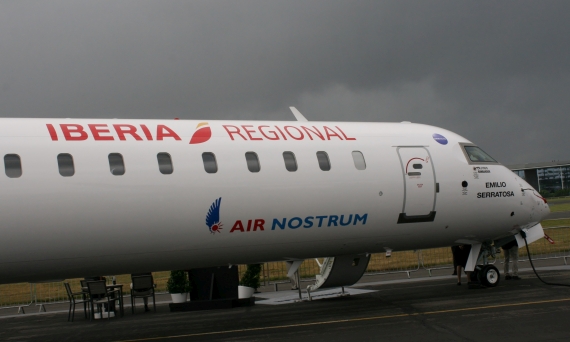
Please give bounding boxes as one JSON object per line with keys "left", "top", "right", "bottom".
{"left": 478, "top": 265, "right": 500, "bottom": 287}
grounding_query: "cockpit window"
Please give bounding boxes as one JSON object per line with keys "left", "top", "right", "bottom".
{"left": 463, "top": 145, "right": 497, "bottom": 163}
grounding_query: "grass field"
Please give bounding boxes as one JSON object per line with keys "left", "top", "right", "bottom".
{"left": 1, "top": 224, "right": 569, "bottom": 307}
{"left": 542, "top": 219, "right": 570, "bottom": 228}
{"left": 545, "top": 197, "right": 570, "bottom": 203}
{"left": 548, "top": 203, "right": 570, "bottom": 212}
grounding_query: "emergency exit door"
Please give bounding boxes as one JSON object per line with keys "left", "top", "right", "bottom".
{"left": 397, "top": 147, "right": 437, "bottom": 223}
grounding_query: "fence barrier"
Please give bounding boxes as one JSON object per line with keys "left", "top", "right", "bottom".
{"left": 1, "top": 227, "right": 568, "bottom": 311}
{"left": 34, "top": 281, "right": 69, "bottom": 312}
{"left": 0, "top": 283, "right": 34, "bottom": 313}
{"left": 365, "top": 250, "right": 421, "bottom": 278}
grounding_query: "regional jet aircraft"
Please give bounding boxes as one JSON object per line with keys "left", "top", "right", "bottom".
{"left": 0, "top": 109, "right": 549, "bottom": 289}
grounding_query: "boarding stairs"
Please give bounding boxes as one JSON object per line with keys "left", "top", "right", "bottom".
{"left": 305, "top": 254, "right": 370, "bottom": 300}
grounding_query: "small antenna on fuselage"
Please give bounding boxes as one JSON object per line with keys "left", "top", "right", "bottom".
{"left": 289, "top": 107, "right": 308, "bottom": 121}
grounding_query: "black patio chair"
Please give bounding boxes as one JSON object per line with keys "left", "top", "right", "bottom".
{"left": 80, "top": 279, "right": 88, "bottom": 290}
{"left": 131, "top": 274, "right": 156, "bottom": 313}
{"left": 86, "top": 280, "right": 119, "bottom": 321}
{"left": 63, "top": 282, "right": 89, "bottom": 322}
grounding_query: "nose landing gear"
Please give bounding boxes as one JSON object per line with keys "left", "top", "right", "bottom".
{"left": 468, "top": 242, "right": 501, "bottom": 288}
{"left": 474, "top": 264, "right": 500, "bottom": 287}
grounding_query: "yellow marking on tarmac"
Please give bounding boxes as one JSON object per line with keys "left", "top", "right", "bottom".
{"left": 116, "top": 297, "right": 570, "bottom": 341}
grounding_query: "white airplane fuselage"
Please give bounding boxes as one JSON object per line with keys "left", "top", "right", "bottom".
{"left": 0, "top": 119, "right": 549, "bottom": 283}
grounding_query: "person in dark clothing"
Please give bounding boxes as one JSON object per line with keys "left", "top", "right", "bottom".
{"left": 451, "top": 246, "right": 458, "bottom": 276}
{"left": 502, "top": 239, "right": 520, "bottom": 280}
{"left": 455, "top": 245, "right": 472, "bottom": 285}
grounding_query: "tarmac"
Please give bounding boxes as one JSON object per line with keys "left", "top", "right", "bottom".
{"left": 1, "top": 258, "right": 569, "bottom": 342}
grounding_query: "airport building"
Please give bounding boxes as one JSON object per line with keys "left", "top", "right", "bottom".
{"left": 507, "top": 160, "right": 570, "bottom": 196}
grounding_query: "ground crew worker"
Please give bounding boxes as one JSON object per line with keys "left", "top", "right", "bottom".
{"left": 502, "top": 239, "right": 520, "bottom": 280}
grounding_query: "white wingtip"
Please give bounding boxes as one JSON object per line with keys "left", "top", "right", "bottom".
{"left": 289, "top": 107, "right": 308, "bottom": 121}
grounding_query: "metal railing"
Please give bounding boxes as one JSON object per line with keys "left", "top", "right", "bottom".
{"left": 0, "top": 283, "right": 34, "bottom": 313}
{"left": 240, "top": 259, "right": 323, "bottom": 290}
{"left": 364, "top": 250, "right": 421, "bottom": 278}
{"left": 34, "top": 281, "right": 72, "bottom": 312}
{"left": 419, "top": 247, "right": 454, "bottom": 275}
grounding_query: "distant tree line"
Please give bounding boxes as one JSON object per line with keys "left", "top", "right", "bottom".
{"left": 540, "top": 189, "right": 570, "bottom": 198}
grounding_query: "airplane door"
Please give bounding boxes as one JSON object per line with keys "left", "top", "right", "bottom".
{"left": 396, "top": 147, "right": 437, "bottom": 223}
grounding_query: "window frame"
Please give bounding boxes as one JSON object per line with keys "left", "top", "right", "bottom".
{"left": 57, "top": 153, "right": 75, "bottom": 177}
{"left": 245, "top": 152, "right": 261, "bottom": 173}
{"left": 202, "top": 152, "right": 218, "bottom": 174}
{"left": 351, "top": 151, "right": 366, "bottom": 170}
{"left": 283, "top": 151, "right": 298, "bottom": 172}
{"left": 157, "top": 152, "right": 174, "bottom": 175}
{"left": 108, "top": 153, "right": 126, "bottom": 176}
{"left": 316, "top": 151, "right": 331, "bottom": 171}
{"left": 4, "top": 154, "right": 22, "bottom": 178}
{"left": 459, "top": 143, "right": 499, "bottom": 165}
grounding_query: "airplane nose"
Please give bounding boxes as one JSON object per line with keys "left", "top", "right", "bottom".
{"left": 534, "top": 191, "right": 550, "bottom": 221}
{"left": 515, "top": 175, "right": 547, "bottom": 221}
{"left": 541, "top": 199, "right": 551, "bottom": 220}
{"left": 521, "top": 186, "right": 550, "bottom": 222}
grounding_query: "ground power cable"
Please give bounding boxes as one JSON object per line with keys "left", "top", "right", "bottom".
{"left": 521, "top": 230, "right": 570, "bottom": 287}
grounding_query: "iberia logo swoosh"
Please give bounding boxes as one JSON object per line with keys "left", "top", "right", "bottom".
{"left": 189, "top": 122, "right": 212, "bottom": 144}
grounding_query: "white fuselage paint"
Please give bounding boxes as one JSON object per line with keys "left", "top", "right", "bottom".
{"left": 0, "top": 119, "right": 549, "bottom": 283}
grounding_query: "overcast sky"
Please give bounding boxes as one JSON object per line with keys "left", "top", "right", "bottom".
{"left": 0, "top": 1, "right": 568, "bottom": 164}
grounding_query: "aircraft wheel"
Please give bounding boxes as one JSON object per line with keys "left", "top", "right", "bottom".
{"left": 478, "top": 265, "right": 500, "bottom": 287}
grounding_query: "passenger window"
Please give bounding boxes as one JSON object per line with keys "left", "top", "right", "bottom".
{"left": 157, "top": 153, "right": 173, "bottom": 175}
{"left": 316, "top": 151, "right": 331, "bottom": 171}
{"left": 4, "top": 154, "right": 22, "bottom": 178}
{"left": 202, "top": 152, "right": 218, "bottom": 174}
{"left": 283, "top": 152, "right": 297, "bottom": 172}
{"left": 245, "top": 152, "right": 260, "bottom": 173}
{"left": 351, "top": 151, "right": 366, "bottom": 170}
{"left": 108, "top": 153, "right": 125, "bottom": 176}
{"left": 463, "top": 145, "right": 497, "bottom": 163}
{"left": 57, "top": 153, "right": 75, "bottom": 177}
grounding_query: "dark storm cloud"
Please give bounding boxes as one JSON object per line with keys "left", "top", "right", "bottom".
{"left": 0, "top": 1, "right": 568, "bottom": 163}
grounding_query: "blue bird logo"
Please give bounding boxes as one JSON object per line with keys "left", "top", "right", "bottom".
{"left": 206, "top": 197, "right": 223, "bottom": 234}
